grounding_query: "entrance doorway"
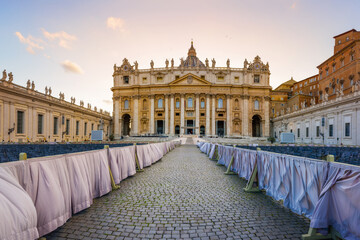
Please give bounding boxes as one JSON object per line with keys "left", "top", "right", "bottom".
{"left": 186, "top": 120, "right": 194, "bottom": 134}
{"left": 216, "top": 121, "right": 225, "bottom": 137}
{"left": 200, "top": 125, "right": 205, "bottom": 136}
{"left": 175, "top": 125, "right": 180, "bottom": 135}
{"left": 252, "top": 115, "right": 262, "bottom": 137}
{"left": 156, "top": 120, "right": 164, "bottom": 134}
{"left": 122, "top": 114, "right": 131, "bottom": 136}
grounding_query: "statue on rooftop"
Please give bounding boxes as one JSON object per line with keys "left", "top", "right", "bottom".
{"left": 205, "top": 58, "right": 209, "bottom": 68}
{"left": 45, "top": 86, "right": 48, "bottom": 95}
{"left": 150, "top": 60, "right": 154, "bottom": 69}
{"left": 8, "top": 72, "right": 13, "bottom": 83}
{"left": 171, "top": 58, "right": 174, "bottom": 68}
{"left": 48, "top": 87, "right": 52, "bottom": 96}
{"left": 165, "top": 59, "right": 169, "bottom": 68}
{"left": 113, "top": 64, "right": 116, "bottom": 72}
{"left": 26, "top": 80, "right": 31, "bottom": 89}
{"left": 1, "top": 70, "right": 6, "bottom": 81}
{"left": 211, "top": 58, "right": 216, "bottom": 68}
{"left": 31, "top": 81, "right": 35, "bottom": 90}
{"left": 134, "top": 61, "right": 138, "bottom": 71}
{"left": 180, "top": 58, "right": 184, "bottom": 67}
{"left": 244, "top": 59, "right": 248, "bottom": 68}
{"left": 226, "top": 59, "right": 230, "bottom": 68}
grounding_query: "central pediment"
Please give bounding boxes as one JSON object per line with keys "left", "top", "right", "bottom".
{"left": 169, "top": 73, "right": 211, "bottom": 86}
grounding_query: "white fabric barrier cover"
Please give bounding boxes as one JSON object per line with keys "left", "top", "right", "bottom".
{"left": 217, "top": 145, "right": 234, "bottom": 166}
{"left": 108, "top": 146, "right": 137, "bottom": 184}
{"left": 199, "top": 142, "right": 208, "bottom": 153}
{"left": 257, "top": 151, "right": 328, "bottom": 218}
{"left": 0, "top": 167, "right": 39, "bottom": 240}
{"left": 233, "top": 148, "right": 257, "bottom": 180}
{"left": 66, "top": 149, "right": 111, "bottom": 214}
{"left": 208, "top": 144, "right": 217, "bottom": 159}
{"left": 310, "top": 162, "right": 360, "bottom": 239}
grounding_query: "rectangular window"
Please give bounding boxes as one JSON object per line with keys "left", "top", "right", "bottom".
{"left": 217, "top": 76, "right": 224, "bottom": 81}
{"left": 17, "top": 111, "right": 24, "bottom": 134}
{"left": 97, "top": 124, "right": 100, "bottom": 130}
{"left": 142, "top": 77, "right": 147, "bottom": 83}
{"left": 76, "top": 121, "right": 79, "bottom": 135}
{"left": 234, "top": 76, "right": 239, "bottom": 82}
{"left": 345, "top": 122, "right": 351, "bottom": 137}
{"left": 175, "top": 113, "right": 180, "bottom": 116}
{"left": 254, "top": 75, "right": 260, "bottom": 83}
{"left": 156, "top": 76, "right": 163, "bottom": 82}
{"left": 201, "top": 75, "right": 205, "bottom": 79}
{"left": 38, "top": 114, "right": 43, "bottom": 134}
{"left": 123, "top": 76, "right": 129, "bottom": 84}
{"left": 201, "top": 113, "right": 205, "bottom": 116}
{"left": 176, "top": 101, "right": 180, "bottom": 109}
{"left": 66, "top": 119, "right": 70, "bottom": 135}
{"left": 316, "top": 126, "right": 320, "bottom": 137}
{"left": 175, "top": 75, "right": 180, "bottom": 79}
{"left": 53, "top": 117, "right": 58, "bottom": 135}
{"left": 91, "top": 123, "right": 94, "bottom": 130}
{"left": 84, "top": 122, "right": 87, "bottom": 136}
{"left": 297, "top": 128, "right": 300, "bottom": 138}
{"left": 306, "top": 127, "right": 309, "bottom": 138}
{"left": 329, "top": 124, "right": 333, "bottom": 137}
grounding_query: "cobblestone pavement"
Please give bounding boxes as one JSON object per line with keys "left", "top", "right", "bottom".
{"left": 46, "top": 143, "right": 310, "bottom": 240}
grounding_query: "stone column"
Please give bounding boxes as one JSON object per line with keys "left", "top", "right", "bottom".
{"left": 264, "top": 96, "right": 270, "bottom": 137}
{"left": 226, "top": 95, "right": 231, "bottom": 136}
{"left": 180, "top": 94, "right": 185, "bottom": 135}
{"left": 150, "top": 95, "right": 155, "bottom": 134}
{"left": 195, "top": 94, "right": 200, "bottom": 135}
{"left": 211, "top": 95, "right": 216, "bottom": 135}
{"left": 114, "top": 97, "right": 120, "bottom": 139}
{"left": 165, "top": 94, "right": 169, "bottom": 134}
{"left": 3, "top": 101, "right": 9, "bottom": 142}
{"left": 206, "top": 94, "right": 210, "bottom": 136}
{"left": 170, "top": 94, "right": 175, "bottom": 135}
{"left": 9, "top": 102, "right": 15, "bottom": 141}
{"left": 133, "top": 96, "right": 139, "bottom": 135}
{"left": 242, "top": 95, "right": 249, "bottom": 136}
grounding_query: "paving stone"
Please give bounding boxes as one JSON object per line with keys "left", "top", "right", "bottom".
{"left": 45, "top": 144, "right": 310, "bottom": 239}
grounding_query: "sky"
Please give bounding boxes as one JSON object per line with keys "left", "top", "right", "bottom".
{"left": 1, "top": 0, "right": 359, "bottom": 112}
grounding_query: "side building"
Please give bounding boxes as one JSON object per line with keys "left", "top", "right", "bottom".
{"left": 0, "top": 72, "right": 111, "bottom": 142}
{"left": 272, "top": 29, "right": 360, "bottom": 145}
{"left": 111, "top": 42, "right": 271, "bottom": 138}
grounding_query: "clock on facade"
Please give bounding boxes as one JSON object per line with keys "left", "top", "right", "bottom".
{"left": 254, "top": 63, "right": 260, "bottom": 70}
{"left": 123, "top": 65, "right": 129, "bottom": 71}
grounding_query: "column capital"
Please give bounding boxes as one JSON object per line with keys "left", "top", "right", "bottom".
{"left": 131, "top": 95, "right": 140, "bottom": 100}
{"left": 241, "top": 95, "right": 250, "bottom": 100}
{"left": 264, "top": 96, "right": 271, "bottom": 101}
{"left": 113, "top": 96, "right": 120, "bottom": 101}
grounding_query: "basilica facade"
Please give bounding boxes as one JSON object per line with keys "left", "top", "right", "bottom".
{"left": 112, "top": 42, "right": 271, "bottom": 138}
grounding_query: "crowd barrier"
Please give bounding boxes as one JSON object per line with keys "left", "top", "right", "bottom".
{"left": 0, "top": 141, "right": 176, "bottom": 240}
{"left": 236, "top": 145, "right": 360, "bottom": 166}
{"left": 0, "top": 143, "right": 136, "bottom": 163}
{"left": 197, "top": 142, "right": 360, "bottom": 240}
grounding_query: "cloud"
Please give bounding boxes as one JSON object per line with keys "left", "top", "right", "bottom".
{"left": 107, "top": 17, "right": 125, "bottom": 31}
{"left": 42, "top": 28, "right": 77, "bottom": 48}
{"left": 61, "top": 60, "right": 84, "bottom": 74}
{"left": 15, "top": 32, "right": 44, "bottom": 54}
{"left": 103, "top": 100, "right": 112, "bottom": 105}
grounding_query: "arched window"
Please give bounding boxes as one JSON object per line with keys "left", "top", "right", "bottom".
{"left": 218, "top": 98, "right": 223, "bottom": 108}
{"left": 176, "top": 99, "right": 180, "bottom": 109}
{"left": 200, "top": 99, "right": 205, "bottom": 109}
{"left": 124, "top": 100, "right": 129, "bottom": 109}
{"left": 188, "top": 98, "right": 193, "bottom": 108}
{"left": 158, "top": 98, "right": 163, "bottom": 108}
{"left": 143, "top": 99, "right": 147, "bottom": 110}
{"left": 254, "top": 100, "right": 259, "bottom": 110}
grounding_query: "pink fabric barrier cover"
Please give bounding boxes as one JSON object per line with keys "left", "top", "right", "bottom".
{"left": 0, "top": 167, "right": 39, "bottom": 240}
{"left": 136, "top": 144, "right": 154, "bottom": 168}
{"left": 108, "top": 146, "right": 137, "bottom": 184}
{"left": 27, "top": 155, "right": 72, "bottom": 236}
{"left": 66, "top": 149, "right": 111, "bottom": 214}
{"left": 310, "top": 162, "right": 360, "bottom": 239}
